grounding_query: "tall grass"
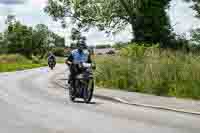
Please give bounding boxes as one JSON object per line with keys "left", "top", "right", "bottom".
{"left": 95, "top": 44, "right": 200, "bottom": 99}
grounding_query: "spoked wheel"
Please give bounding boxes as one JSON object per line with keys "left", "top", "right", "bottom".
{"left": 83, "top": 79, "right": 94, "bottom": 103}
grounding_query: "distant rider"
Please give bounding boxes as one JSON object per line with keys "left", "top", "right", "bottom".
{"left": 48, "top": 52, "right": 56, "bottom": 65}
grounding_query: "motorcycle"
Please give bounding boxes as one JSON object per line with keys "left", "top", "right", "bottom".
{"left": 69, "top": 62, "right": 95, "bottom": 103}
{"left": 48, "top": 58, "right": 56, "bottom": 70}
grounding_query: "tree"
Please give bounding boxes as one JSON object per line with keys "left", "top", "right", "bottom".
{"left": 183, "top": 0, "right": 200, "bottom": 51}
{"left": 44, "top": 0, "right": 172, "bottom": 46}
{"left": 134, "top": 0, "right": 172, "bottom": 45}
{"left": 2, "top": 16, "right": 63, "bottom": 58}
{"left": 51, "top": 32, "right": 65, "bottom": 47}
{"left": 4, "top": 21, "right": 33, "bottom": 58}
{"left": 189, "top": 29, "right": 200, "bottom": 52}
{"left": 190, "top": 28, "right": 200, "bottom": 45}
{"left": 0, "top": 33, "right": 4, "bottom": 53}
{"left": 32, "top": 24, "right": 51, "bottom": 58}
{"left": 184, "top": 0, "right": 200, "bottom": 18}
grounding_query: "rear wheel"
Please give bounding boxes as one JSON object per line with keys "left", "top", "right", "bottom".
{"left": 69, "top": 88, "right": 75, "bottom": 102}
{"left": 69, "top": 81, "right": 76, "bottom": 102}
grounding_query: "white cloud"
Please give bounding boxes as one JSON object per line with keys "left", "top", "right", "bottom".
{"left": 31, "top": 0, "right": 47, "bottom": 7}
{"left": 81, "top": 26, "right": 132, "bottom": 46}
{"left": 169, "top": 0, "right": 200, "bottom": 34}
{"left": 0, "top": 15, "right": 6, "bottom": 32}
{"left": 0, "top": 0, "right": 65, "bottom": 35}
{"left": 0, "top": 0, "right": 26, "bottom": 5}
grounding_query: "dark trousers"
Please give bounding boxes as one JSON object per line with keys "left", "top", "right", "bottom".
{"left": 68, "top": 64, "right": 81, "bottom": 83}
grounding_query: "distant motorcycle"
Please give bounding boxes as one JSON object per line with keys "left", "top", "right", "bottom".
{"left": 69, "top": 62, "right": 95, "bottom": 103}
{"left": 48, "top": 58, "right": 56, "bottom": 70}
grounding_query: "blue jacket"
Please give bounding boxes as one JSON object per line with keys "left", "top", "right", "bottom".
{"left": 67, "top": 49, "right": 91, "bottom": 64}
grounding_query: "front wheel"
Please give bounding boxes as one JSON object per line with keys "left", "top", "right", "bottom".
{"left": 83, "top": 79, "right": 94, "bottom": 103}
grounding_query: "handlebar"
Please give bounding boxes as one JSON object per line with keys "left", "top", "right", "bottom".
{"left": 70, "top": 62, "right": 96, "bottom": 70}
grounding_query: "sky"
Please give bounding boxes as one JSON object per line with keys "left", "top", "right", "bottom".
{"left": 0, "top": 0, "right": 200, "bottom": 46}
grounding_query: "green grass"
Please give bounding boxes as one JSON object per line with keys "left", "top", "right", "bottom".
{"left": 95, "top": 44, "right": 200, "bottom": 100}
{"left": 56, "top": 56, "right": 65, "bottom": 64}
{"left": 0, "top": 54, "right": 66, "bottom": 72}
{"left": 0, "top": 54, "right": 46, "bottom": 72}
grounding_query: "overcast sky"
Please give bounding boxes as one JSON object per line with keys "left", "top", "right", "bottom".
{"left": 0, "top": 0, "right": 200, "bottom": 46}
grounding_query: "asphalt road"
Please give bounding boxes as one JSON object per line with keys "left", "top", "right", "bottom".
{"left": 0, "top": 65, "right": 200, "bottom": 133}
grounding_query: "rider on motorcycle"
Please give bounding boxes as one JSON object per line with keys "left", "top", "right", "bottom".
{"left": 48, "top": 52, "right": 56, "bottom": 65}
{"left": 65, "top": 44, "right": 92, "bottom": 84}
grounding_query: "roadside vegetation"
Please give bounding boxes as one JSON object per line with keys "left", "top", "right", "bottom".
{"left": 0, "top": 54, "right": 66, "bottom": 72}
{"left": 0, "top": 54, "right": 46, "bottom": 72}
{"left": 0, "top": 15, "right": 66, "bottom": 72}
{"left": 95, "top": 44, "right": 200, "bottom": 99}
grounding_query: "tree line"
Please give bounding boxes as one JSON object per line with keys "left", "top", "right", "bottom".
{"left": 0, "top": 15, "right": 65, "bottom": 58}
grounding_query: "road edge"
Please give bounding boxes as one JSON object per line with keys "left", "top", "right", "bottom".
{"left": 94, "top": 94, "right": 200, "bottom": 115}
{"left": 53, "top": 78, "right": 200, "bottom": 116}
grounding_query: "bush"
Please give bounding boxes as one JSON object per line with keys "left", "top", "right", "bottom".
{"left": 31, "top": 56, "right": 41, "bottom": 64}
{"left": 52, "top": 47, "right": 65, "bottom": 57}
{"left": 0, "top": 54, "right": 29, "bottom": 64}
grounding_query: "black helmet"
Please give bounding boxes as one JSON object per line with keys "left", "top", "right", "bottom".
{"left": 77, "top": 43, "right": 87, "bottom": 49}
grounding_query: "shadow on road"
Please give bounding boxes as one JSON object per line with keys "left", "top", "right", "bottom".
{"left": 73, "top": 100, "right": 97, "bottom": 105}
{"left": 65, "top": 99, "right": 103, "bottom": 106}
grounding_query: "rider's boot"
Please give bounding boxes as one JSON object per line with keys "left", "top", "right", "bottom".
{"left": 68, "top": 73, "right": 71, "bottom": 84}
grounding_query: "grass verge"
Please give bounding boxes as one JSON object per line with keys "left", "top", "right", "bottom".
{"left": 95, "top": 44, "right": 200, "bottom": 100}
{"left": 0, "top": 54, "right": 47, "bottom": 72}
